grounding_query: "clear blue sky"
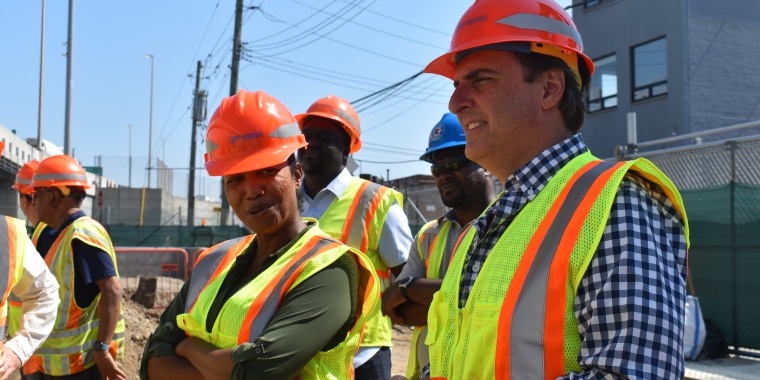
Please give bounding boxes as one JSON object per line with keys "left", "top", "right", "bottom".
{"left": 0, "top": 0, "right": 571, "bottom": 200}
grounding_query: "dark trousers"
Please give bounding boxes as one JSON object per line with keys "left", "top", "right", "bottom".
{"left": 355, "top": 346, "right": 391, "bottom": 380}
{"left": 25, "top": 366, "right": 102, "bottom": 380}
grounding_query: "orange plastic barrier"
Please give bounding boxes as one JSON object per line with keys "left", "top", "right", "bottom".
{"left": 114, "top": 247, "right": 189, "bottom": 309}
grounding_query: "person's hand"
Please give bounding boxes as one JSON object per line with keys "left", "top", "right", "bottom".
{"left": 93, "top": 350, "right": 126, "bottom": 380}
{"left": 381, "top": 282, "right": 407, "bottom": 324}
{"left": 0, "top": 347, "right": 21, "bottom": 380}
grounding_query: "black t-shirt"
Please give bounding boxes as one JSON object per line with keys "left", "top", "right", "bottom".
{"left": 54, "top": 211, "right": 118, "bottom": 307}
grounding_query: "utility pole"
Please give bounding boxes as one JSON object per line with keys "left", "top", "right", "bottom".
{"left": 145, "top": 54, "right": 155, "bottom": 188}
{"left": 219, "top": 0, "right": 244, "bottom": 226}
{"left": 37, "top": 0, "right": 46, "bottom": 152}
{"left": 63, "top": 0, "right": 73, "bottom": 155}
{"left": 188, "top": 61, "right": 203, "bottom": 227}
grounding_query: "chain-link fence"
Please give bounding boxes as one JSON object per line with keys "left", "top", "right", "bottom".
{"left": 623, "top": 135, "right": 760, "bottom": 351}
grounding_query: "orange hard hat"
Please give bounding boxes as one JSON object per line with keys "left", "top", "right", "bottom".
{"left": 295, "top": 95, "right": 362, "bottom": 154}
{"left": 424, "top": 0, "right": 595, "bottom": 81}
{"left": 31, "top": 155, "right": 91, "bottom": 189}
{"left": 13, "top": 160, "right": 41, "bottom": 194}
{"left": 204, "top": 90, "right": 307, "bottom": 176}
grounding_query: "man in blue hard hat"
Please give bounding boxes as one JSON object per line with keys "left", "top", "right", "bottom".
{"left": 381, "top": 113, "right": 495, "bottom": 380}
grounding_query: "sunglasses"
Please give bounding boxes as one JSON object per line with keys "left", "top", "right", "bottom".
{"left": 430, "top": 156, "right": 471, "bottom": 178}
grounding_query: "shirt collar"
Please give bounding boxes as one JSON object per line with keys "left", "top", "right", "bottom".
{"left": 505, "top": 133, "right": 588, "bottom": 201}
{"left": 56, "top": 210, "right": 87, "bottom": 236}
{"left": 302, "top": 168, "right": 353, "bottom": 201}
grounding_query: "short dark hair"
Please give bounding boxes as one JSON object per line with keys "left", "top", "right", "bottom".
{"left": 512, "top": 52, "right": 591, "bottom": 133}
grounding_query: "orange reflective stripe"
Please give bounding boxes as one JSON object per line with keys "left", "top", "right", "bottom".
{"left": 542, "top": 161, "right": 624, "bottom": 377}
{"left": 189, "top": 237, "right": 253, "bottom": 313}
{"left": 237, "top": 236, "right": 341, "bottom": 344}
{"left": 341, "top": 181, "right": 372, "bottom": 245}
{"left": 9, "top": 301, "right": 21, "bottom": 308}
{"left": 376, "top": 269, "right": 390, "bottom": 279}
{"left": 494, "top": 160, "right": 600, "bottom": 380}
{"left": 360, "top": 186, "right": 389, "bottom": 252}
{"left": 65, "top": 297, "right": 83, "bottom": 330}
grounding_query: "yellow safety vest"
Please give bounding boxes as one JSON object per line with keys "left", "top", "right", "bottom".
{"left": 30, "top": 217, "right": 125, "bottom": 376}
{"left": 9, "top": 222, "right": 51, "bottom": 342}
{"left": 405, "top": 218, "right": 456, "bottom": 380}
{"left": 318, "top": 177, "right": 403, "bottom": 348}
{"left": 0, "top": 217, "right": 28, "bottom": 352}
{"left": 177, "top": 223, "right": 380, "bottom": 380}
{"left": 427, "top": 153, "right": 690, "bottom": 380}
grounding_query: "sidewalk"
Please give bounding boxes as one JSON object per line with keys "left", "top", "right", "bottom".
{"left": 686, "top": 357, "right": 760, "bottom": 380}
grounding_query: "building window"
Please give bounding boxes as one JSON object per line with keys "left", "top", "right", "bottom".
{"left": 632, "top": 37, "right": 667, "bottom": 102}
{"left": 588, "top": 54, "right": 617, "bottom": 112}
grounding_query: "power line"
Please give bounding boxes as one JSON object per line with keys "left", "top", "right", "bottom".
{"left": 363, "top": 81, "right": 451, "bottom": 134}
{"left": 335, "top": 0, "right": 449, "bottom": 36}
{"left": 352, "top": 71, "right": 423, "bottom": 104}
{"left": 247, "top": 0, "right": 339, "bottom": 44}
{"left": 288, "top": 0, "right": 445, "bottom": 49}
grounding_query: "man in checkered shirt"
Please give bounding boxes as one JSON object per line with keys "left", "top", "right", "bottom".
{"left": 404, "top": 1, "right": 690, "bottom": 380}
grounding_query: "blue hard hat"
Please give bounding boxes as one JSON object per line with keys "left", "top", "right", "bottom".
{"left": 419, "top": 113, "right": 466, "bottom": 163}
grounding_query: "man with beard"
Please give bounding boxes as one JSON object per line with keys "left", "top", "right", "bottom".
{"left": 381, "top": 113, "right": 495, "bottom": 380}
{"left": 296, "top": 95, "right": 413, "bottom": 380}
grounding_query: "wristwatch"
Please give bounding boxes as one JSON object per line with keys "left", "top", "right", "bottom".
{"left": 398, "top": 277, "right": 416, "bottom": 301}
{"left": 93, "top": 341, "right": 110, "bottom": 352}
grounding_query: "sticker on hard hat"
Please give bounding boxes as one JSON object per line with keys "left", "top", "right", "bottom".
{"left": 231, "top": 132, "right": 264, "bottom": 143}
{"left": 430, "top": 124, "right": 445, "bottom": 141}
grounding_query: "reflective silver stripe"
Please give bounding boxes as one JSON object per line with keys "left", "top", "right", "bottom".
{"left": 268, "top": 122, "right": 302, "bottom": 139}
{"left": 496, "top": 13, "right": 584, "bottom": 50}
{"left": 247, "top": 238, "right": 337, "bottom": 342}
{"left": 46, "top": 315, "right": 123, "bottom": 339}
{"left": 510, "top": 161, "right": 615, "bottom": 378}
{"left": 35, "top": 331, "right": 126, "bottom": 355}
{"left": 185, "top": 237, "right": 247, "bottom": 313}
{"left": 0, "top": 324, "right": 6, "bottom": 340}
{"left": 15, "top": 177, "right": 32, "bottom": 185}
{"left": 60, "top": 355, "right": 70, "bottom": 375}
{"left": 0, "top": 218, "right": 11, "bottom": 309}
{"left": 333, "top": 108, "right": 361, "bottom": 133}
{"left": 32, "top": 173, "right": 88, "bottom": 182}
{"left": 344, "top": 181, "right": 383, "bottom": 249}
{"left": 43, "top": 356, "right": 53, "bottom": 375}
{"left": 56, "top": 244, "right": 74, "bottom": 331}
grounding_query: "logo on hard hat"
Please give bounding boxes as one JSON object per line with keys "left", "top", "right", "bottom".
{"left": 430, "top": 124, "right": 445, "bottom": 141}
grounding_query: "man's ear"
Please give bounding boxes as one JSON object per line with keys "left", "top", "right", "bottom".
{"left": 292, "top": 162, "right": 304, "bottom": 188}
{"left": 541, "top": 70, "right": 565, "bottom": 111}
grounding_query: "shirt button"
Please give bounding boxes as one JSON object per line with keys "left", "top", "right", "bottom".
{"left": 527, "top": 188, "right": 534, "bottom": 195}
{"left": 472, "top": 264, "right": 480, "bottom": 272}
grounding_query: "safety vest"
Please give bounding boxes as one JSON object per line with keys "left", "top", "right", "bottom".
{"left": 9, "top": 222, "right": 51, "bottom": 342}
{"left": 318, "top": 176, "right": 403, "bottom": 348}
{"left": 177, "top": 224, "right": 379, "bottom": 380}
{"left": 29, "top": 217, "right": 125, "bottom": 376}
{"left": 427, "top": 153, "right": 690, "bottom": 380}
{"left": 0, "top": 217, "right": 28, "bottom": 352}
{"left": 405, "top": 218, "right": 457, "bottom": 380}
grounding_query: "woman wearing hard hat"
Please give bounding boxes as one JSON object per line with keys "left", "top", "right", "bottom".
{"left": 139, "top": 90, "right": 379, "bottom": 380}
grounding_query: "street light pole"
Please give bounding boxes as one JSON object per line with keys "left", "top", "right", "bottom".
{"left": 127, "top": 124, "right": 132, "bottom": 187}
{"left": 145, "top": 54, "right": 154, "bottom": 188}
{"left": 63, "top": 0, "right": 74, "bottom": 155}
{"left": 37, "top": 0, "right": 46, "bottom": 152}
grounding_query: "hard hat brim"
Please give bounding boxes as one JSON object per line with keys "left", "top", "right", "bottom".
{"left": 419, "top": 140, "right": 468, "bottom": 163}
{"left": 204, "top": 141, "right": 307, "bottom": 177}
{"left": 295, "top": 112, "right": 362, "bottom": 153}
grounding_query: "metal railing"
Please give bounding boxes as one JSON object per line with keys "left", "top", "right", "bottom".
{"left": 115, "top": 247, "right": 189, "bottom": 309}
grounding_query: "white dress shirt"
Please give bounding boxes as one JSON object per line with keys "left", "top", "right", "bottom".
{"left": 300, "top": 168, "right": 412, "bottom": 368}
{"left": 4, "top": 236, "right": 60, "bottom": 365}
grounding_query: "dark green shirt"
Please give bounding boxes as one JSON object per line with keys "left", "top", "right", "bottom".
{"left": 140, "top": 224, "right": 359, "bottom": 380}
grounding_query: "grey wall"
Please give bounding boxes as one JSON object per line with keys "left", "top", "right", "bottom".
{"left": 574, "top": 0, "right": 760, "bottom": 155}
{"left": 573, "top": 0, "right": 687, "bottom": 157}
{"left": 685, "top": 0, "right": 760, "bottom": 140}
